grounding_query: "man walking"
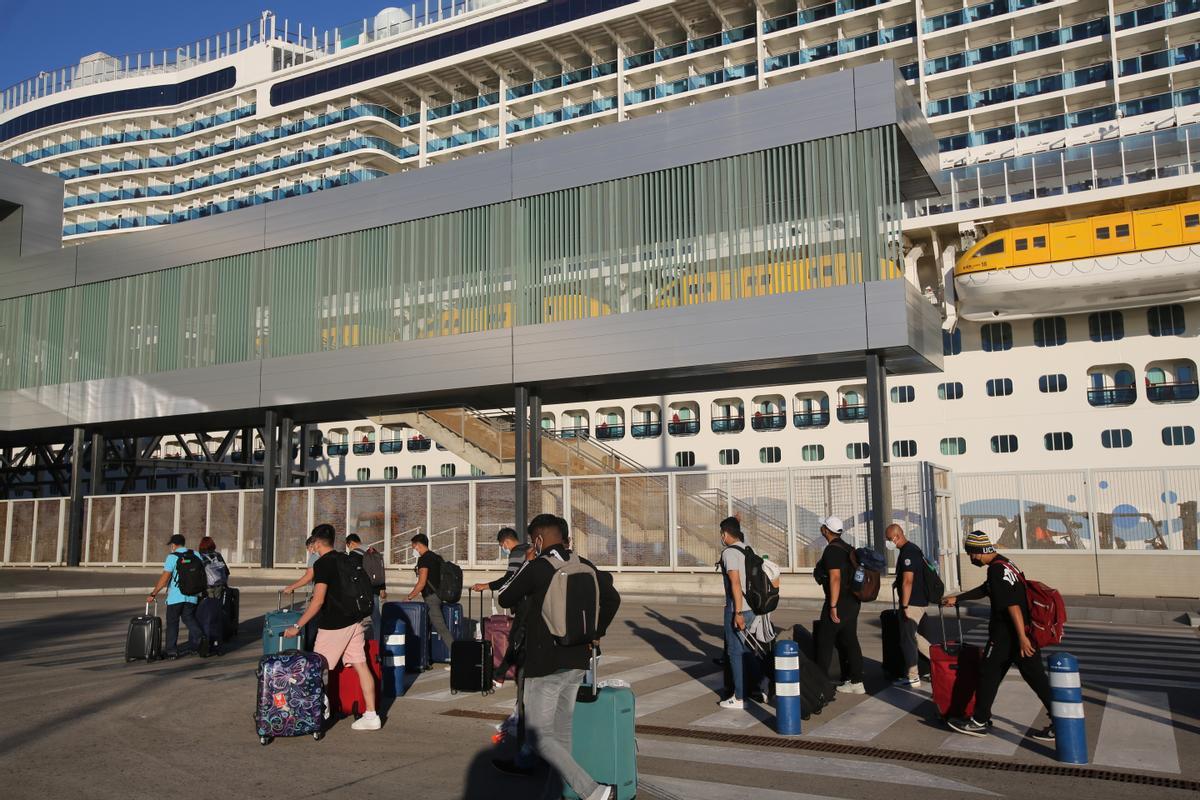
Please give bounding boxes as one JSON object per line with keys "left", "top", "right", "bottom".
{"left": 497, "top": 514, "right": 621, "bottom": 800}
{"left": 346, "top": 532, "right": 386, "bottom": 635}
{"left": 147, "top": 534, "right": 207, "bottom": 659}
{"left": 472, "top": 527, "right": 531, "bottom": 594}
{"left": 886, "top": 524, "right": 932, "bottom": 687}
{"left": 943, "top": 531, "right": 1055, "bottom": 741}
{"left": 284, "top": 524, "right": 381, "bottom": 731}
{"left": 814, "top": 516, "right": 865, "bottom": 694}
{"left": 716, "top": 516, "right": 762, "bottom": 709}
{"left": 406, "top": 533, "right": 456, "bottom": 651}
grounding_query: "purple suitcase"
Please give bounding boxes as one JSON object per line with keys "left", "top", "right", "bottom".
{"left": 255, "top": 645, "right": 328, "bottom": 745}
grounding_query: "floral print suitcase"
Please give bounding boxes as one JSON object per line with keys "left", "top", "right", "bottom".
{"left": 255, "top": 648, "right": 328, "bottom": 745}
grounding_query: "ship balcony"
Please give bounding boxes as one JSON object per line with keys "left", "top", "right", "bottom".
{"left": 837, "top": 404, "right": 869, "bottom": 422}
{"left": 668, "top": 420, "right": 701, "bottom": 436}
{"left": 555, "top": 426, "right": 590, "bottom": 440}
{"left": 751, "top": 413, "right": 787, "bottom": 431}
{"left": 407, "top": 438, "right": 432, "bottom": 452}
{"left": 632, "top": 422, "right": 662, "bottom": 438}
{"left": 380, "top": 440, "right": 404, "bottom": 454}
{"left": 353, "top": 442, "right": 375, "bottom": 455}
{"left": 595, "top": 425, "right": 625, "bottom": 441}
{"left": 253, "top": 449, "right": 265, "bottom": 462}
{"left": 711, "top": 416, "right": 746, "bottom": 433}
{"left": 308, "top": 444, "right": 323, "bottom": 458}
{"left": 1087, "top": 386, "right": 1137, "bottom": 407}
{"left": 327, "top": 443, "right": 349, "bottom": 457}
{"left": 1147, "top": 381, "right": 1199, "bottom": 403}
{"left": 793, "top": 411, "right": 832, "bottom": 429}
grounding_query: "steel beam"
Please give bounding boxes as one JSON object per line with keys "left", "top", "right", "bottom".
{"left": 66, "top": 427, "right": 86, "bottom": 566}
{"left": 261, "top": 410, "right": 278, "bottom": 568}
{"left": 866, "top": 352, "right": 892, "bottom": 566}
{"left": 514, "top": 385, "right": 529, "bottom": 542}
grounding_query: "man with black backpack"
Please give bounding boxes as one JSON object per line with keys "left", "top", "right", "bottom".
{"left": 346, "top": 533, "right": 386, "bottom": 635}
{"left": 283, "top": 524, "right": 381, "bottom": 731}
{"left": 406, "top": 533, "right": 458, "bottom": 650}
{"left": 813, "top": 516, "right": 866, "bottom": 694}
{"left": 496, "top": 514, "right": 621, "bottom": 800}
{"left": 146, "top": 534, "right": 208, "bottom": 659}
{"left": 716, "top": 517, "right": 772, "bottom": 709}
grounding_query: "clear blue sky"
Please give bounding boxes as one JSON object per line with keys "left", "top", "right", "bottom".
{"left": 0, "top": 0, "right": 391, "bottom": 92}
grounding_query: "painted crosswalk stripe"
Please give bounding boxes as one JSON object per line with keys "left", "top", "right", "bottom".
{"left": 1081, "top": 675, "right": 1196, "bottom": 690}
{"left": 489, "top": 656, "right": 679, "bottom": 709}
{"left": 1093, "top": 689, "right": 1181, "bottom": 774}
{"left": 641, "top": 775, "right": 846, "bottom": 800}
{"left": 690, "top": 701, "right": 775, "bottom": 730}
{"left": 804, "top": 686, "right": 928, "bottom": 741}
{"left": 635, "top": 671, "right": 725, "bottom": 718}
{"left": 940, "top": 681, "right": 1045, "bottom": 756}
{"left": 639, "top": 738, "right": 995, "bottom": 795}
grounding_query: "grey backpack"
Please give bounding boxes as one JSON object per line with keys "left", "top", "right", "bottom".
{"left": 541, "top": 551, "right": 600, "bottom": 647}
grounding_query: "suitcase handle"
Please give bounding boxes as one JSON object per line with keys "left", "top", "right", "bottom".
{"left": 144, "top": 600, "right": 158, "bottom": 616}
{"left": 938, "top": 603, "right": 964, "bottom": 650}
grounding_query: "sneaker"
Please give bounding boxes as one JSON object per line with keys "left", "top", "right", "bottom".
{"left": 893, "top": 676, "right": 921, "bottom": 689}
{"left": 751, "top": 691, "right": 769, "bottom": 704}
{"left": 718, "top": 696, "right": 745, "bottom": 710}
{"left": 198, "top": 638, "right": 210, "bottom": 658}
{"left": 351, "top": 712, "right": 382, "bottom": 731}
{"left": 1029, "top": 724, "right": 1056, "bottom": 742}
{"left": 493, "top": 679, "right": 505, "bottom": 689}
{"left": 165, "top": 651, "right": 180, "bottom": 660}
{"left": 948, "top": 717, "right": 990, "bottom": 737}
{"left": 491, "top": 757, "right": 536, "bottom": 776}
{"left": 836, "top": 681, "right": 866, "bottom": 695}
{"left": 586, "top": 785, "right": 615, "bottom": 800}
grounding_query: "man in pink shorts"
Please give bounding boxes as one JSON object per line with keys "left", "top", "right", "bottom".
{"left": 284, "top": 523, "right": 380, "bottom": 731}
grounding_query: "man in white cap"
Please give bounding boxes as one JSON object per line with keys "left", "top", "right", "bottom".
{"left": 813, "top": 516, "right": 865, "bottom": 693}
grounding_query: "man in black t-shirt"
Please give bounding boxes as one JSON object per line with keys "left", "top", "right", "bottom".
{"left": 813, "top": 516, "right": 864, "bottom": 693}
{"left": 942, "top": 531, "right": 1054, "bottom": 741}
{"left": 405, "top": 533, "right": 456, "bottom": 650}
{"left": 284, "top": 524, "right": 380, "bottom": 731}
{"left": 885, "top": 524, "right": 932, "bottom": 687}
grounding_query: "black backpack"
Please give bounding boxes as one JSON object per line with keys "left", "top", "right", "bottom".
{"left": 335, "top": 552, "right": 374, "bottom": 619}
{"left": 923, "top": 558, "right": 946, "bottom": 604}
{"left": 360, "top": 547, "right": 386, "bottom": 589}
{"left": 436, "top": 556, "right": 463, "bottom": 604}
{"left": 737, "top": 545, "right": 781, "bottom": 616}
{"left": 173, "top": 550, "right": 208, "bottom": 597}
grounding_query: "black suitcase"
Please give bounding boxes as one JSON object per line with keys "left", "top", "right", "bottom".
{"left": 221, "top": 586, "right": 240, "bottom": 638}
{"left": 796, "top": 649, "right": 835, "bottom": 719}
{"left": 880, "top": 609, "right": 906, "bottom": 679}
{"left": 450, "top": 590, "right": 494, "bottom": 694}
{"left": 126, "top": 601, "right": 163, "bottom": 663}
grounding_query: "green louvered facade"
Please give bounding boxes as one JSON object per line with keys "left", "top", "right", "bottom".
{"left": 0, "top": 128, "right": 902, "bottom": 392}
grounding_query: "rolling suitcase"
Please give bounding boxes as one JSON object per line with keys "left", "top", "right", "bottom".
{"left": 221, "top": 586, "right": 240, "bottom": 638}
{"left": 483, "top": 611, "right": 517, "bottom": 682}
{"left": 880, "top": 589, "right": 906, "bottom": 679}
{"left": 394, "top": 600, "right": 432, "bottom": 672}
{"left": 431, "top": 601, "right": 465, "bottom": 663}
{"left": 564, "top": 650, "right": 637, "bottom": 800}
{"left": 125, "top": 601, "right": 163, "bottom": 663}
{"left": 379, "top": 603, "right": 410, "bottom": 696}
{"left": 263, "top": 592, "right": 305, "bottom": 655}
{"left": 196, "top": 595, "right": 224, "bottom": 649}
{"left": 797, "top": 648, "right": 835, "bottom": 719}
{"left": 450, "top": 589, "right": 494, "bottom": 695}
{"left": 328, "top": 637, "right": 382, "bottom": 717}
{"left": 255, "top": 636, "right": 327, "bottom": 745}
{"left": 930, "top": 605, "right": 981, "bottom": 720}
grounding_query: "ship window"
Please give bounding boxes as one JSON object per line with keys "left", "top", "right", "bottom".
{"left": 990, "top": 434, "right": 1019, "bottom": 453}
{"left": 1096, "top": 226, "right": 1110, "bottom": 239}
{"left": 1185, "top": 213, "right": 1199, "bottom": 228}
{"left": 759, "top": 447, "right": 782, "bottom": 464}
{"left": 1033, "top": 317, "right": 1067, "bottom": 347}
{"left": 1162, "top": 426, "right": 1195, "bottom": 446}
{"left": 890, "top": 385, "right": 915, "bottom": 403}
{"left": 801, "top": 445, "right": 825, "bottom": 462}
{"left": 412, "top": 465, "right": 427, "bottom": 479}
{"left": 1147, "top": 305, "right": 1185, "bottom": 337}
{"left": 938, "top": 382, "right": 964, "bottom": 400}
{"left": 943, "top": 329, "right": 962, "bottom": 356}
{"left": 986, "top": 378, "right": 1014, "bottom": 397}
{"left": 440, "top": 464, "right": 456, "bottom": 477}
{"left": 977, "top": 239, "right": 1005, "bottom": 255}
{"left": 1032, "top": 236, "right": 1046, "bottom": 248}
{"left": 892, "top": 440, "right": 918, "bottom": 458}
{"left": 1115, "top": 224, "right": 1130, "bottom": 237}
{"left": 384, "top": 466, "right": 398, "bottom": 480}
{"left": 719, "top": 448, "right": 740, "bottom": 466}
{"left": 357, "top": 468, "right": 371, "bottom": 481}
{"left": 1015, "top": 238, "right": 1028, "bottom": 251}
{"left": 1088, "top": 311, "right": 1124, "bottom": 342}
{"left": 1101, "top": 429, "right": 1132, "bottom": 449}
{"left": 675, "top": 451, "right": 696, "bottom": 467}
{"left": 846, "top": 442, "right": 870, "bottom": 459}
{"left": 939, "top": 437, "right": 966, "bottom": 456}
{"left": 981, "top": 322, "right": 1012, "bottom": 352}
{"left": 1039, "top": 373, "right": 1068, "bottom": 393}
{"left": 1043, "top": 432, "right": 1074, "bottom": 451}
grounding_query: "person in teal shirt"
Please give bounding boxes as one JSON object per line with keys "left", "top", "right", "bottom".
{"left": 147, "top": 534, "right": 207, "bottom": 658}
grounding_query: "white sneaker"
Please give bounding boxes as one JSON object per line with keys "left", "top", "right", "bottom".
{"left": 836, "top": 681, "right": 866, "bottom": 695}
{"left": 585, "top": 786, "right": 614, "bottom": 800}
{"left": 351, "top": 712, "right": 382, "bottom": 731}
{"left": 718, "top": 696, "right": 745, "bottom": 710}
{"left": 893, "top": 676, "right": 921, "bottom": 689}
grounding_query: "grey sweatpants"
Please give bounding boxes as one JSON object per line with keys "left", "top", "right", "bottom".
{"left": 523, "top": 668, "right": 598, "bottom": 798}
{"left": 424, "top": 594, "right": 456, "bottom": 648}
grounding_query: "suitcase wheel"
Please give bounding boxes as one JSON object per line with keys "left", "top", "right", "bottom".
{"left": 312, "top": 731, "right": 324, "bottom": 741}
{"left": 259, "top": 736, "right": 272, "bottom": 746}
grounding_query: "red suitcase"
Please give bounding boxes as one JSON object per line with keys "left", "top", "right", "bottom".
{"left": 930, "top": 605, "right": 981, "bottom": 719}
{"left": 328, "top": 637, "right": 382, "bottom": 718}
{"left": 483, "top": 614, "right": 516, "bottom": 681}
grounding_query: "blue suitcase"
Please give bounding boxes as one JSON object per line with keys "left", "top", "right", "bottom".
{"left": 430, "top": 602, "right": 465, "bottom": 663}
{"left": 563, "top": 653, "right": 637, "bottom": 800}
{"left": 262, "top": 592, "right": 315, "bottom": 655}
{"left": 379, "top": 603, "right": 410, "bottom": 696}
{"left": 394, "top": 601, "right": 431, "bottom": 672}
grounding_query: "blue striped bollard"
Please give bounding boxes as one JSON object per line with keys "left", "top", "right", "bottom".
{"left": 380, "top": 605, "right": 408, "bottom": 697}
{"left": 775, "top": 639, "right": 802, "bottom": 735}
{"left": 1048, "top": 652, "right": 1087, "bottom": 764}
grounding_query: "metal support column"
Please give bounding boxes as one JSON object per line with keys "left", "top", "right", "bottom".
{"left": 240, "top": 427, "right": 253, "bottom": 488}
{"left": 529, "top": 390, "right": 542, "bottom": 478}
{"left": 865, "top": 353, "right": 891, "bottom": 563}
{"left": 66, "top": 427, "right": 86, "bottom": 566}
{"left": 279, "top": 416, "right": 294, "bottom": 488}
{"left": 261, "top": 410, "right": 278, "bottom": 568}
{"left": 300, "top": 424, "right": 314, "bottom": 485}
{"left": 89, "top": 432, "right": 104, "bottom": 494}
{"left": 514, "top": 385, "right": 529, "bottom": 542}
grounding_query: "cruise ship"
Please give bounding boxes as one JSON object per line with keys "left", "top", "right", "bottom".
{"left": 2, "top": 0, "right": 1198, "bottom": 562}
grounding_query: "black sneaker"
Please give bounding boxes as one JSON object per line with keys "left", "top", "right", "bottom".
{"left": 947, "top": 717, "right": 990, "bottom": 737}
{"left": 1030, "top": 724, "right": 1056, "bottom": 742}
{"left": 165, "top": 651, "right": 180, "bottom": 660}
{"left": 199, "top": 638, "right": 211, "bottom": 658}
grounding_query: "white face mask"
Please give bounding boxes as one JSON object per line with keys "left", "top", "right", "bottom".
{"left": 411, "top": 547, "right": 420, "bottom": 560}
{"left": 884, "top": 540, "right": 898, "bottom": 551}
{"left": 533, "top": 538, "right": 543, "bottom": 557}
{"left": 500, "top": 547, "right": 511, "bottom": 558}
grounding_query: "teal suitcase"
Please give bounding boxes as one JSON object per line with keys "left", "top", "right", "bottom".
{"left": 563, "top": 656, "right": 637, "bottom": 800}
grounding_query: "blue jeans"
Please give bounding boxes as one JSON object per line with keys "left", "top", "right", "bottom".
{"left": 724, "top": 603, "right": 760, "bottom": 701}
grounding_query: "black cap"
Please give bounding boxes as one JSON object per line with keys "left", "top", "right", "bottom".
{"left": 167, "top": 534, "right": 185, "bottom": 547}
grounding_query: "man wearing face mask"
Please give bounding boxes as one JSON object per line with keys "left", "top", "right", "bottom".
{"left": 472, "top": 527, "right": 530, "bottom": 594}
{"left": 943, "top": 531, "right": 1055, "bottom": 741}
{"left": 406, "top": 533, "right": 457, "bottom": 651}
{"left": 886, "top": 524, "right": 932, "bottom": 687}
{"left": 813, "top": 516, "right": 865, "bottom": 694}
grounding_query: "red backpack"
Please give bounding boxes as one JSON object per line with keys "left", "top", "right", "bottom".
{"left": 1009, "top": 562, "right": 1066, "bottom": 647}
